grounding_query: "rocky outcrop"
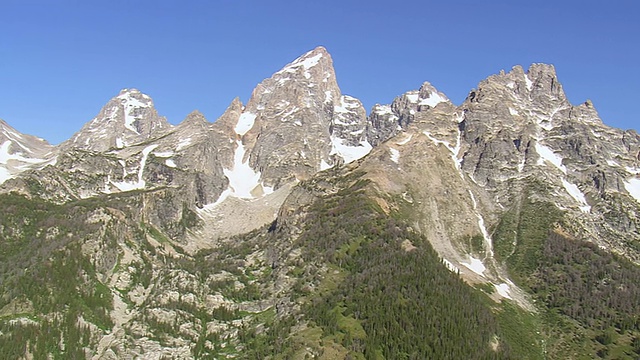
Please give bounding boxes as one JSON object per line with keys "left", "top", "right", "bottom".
{"left": 367, "top": 81, "right": 451, "bottom": 146}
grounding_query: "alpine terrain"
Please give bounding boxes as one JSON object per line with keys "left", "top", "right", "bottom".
{"left": 1, "top": 46, "right": 639, "bottom": 359}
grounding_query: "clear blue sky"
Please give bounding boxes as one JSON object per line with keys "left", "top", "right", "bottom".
{"left": 1, "top": 0, "right": 638, "bottom": 144}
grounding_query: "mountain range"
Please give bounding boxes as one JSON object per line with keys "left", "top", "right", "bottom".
{"left": 1, "top": 46, "right": 639, "bottom": 359}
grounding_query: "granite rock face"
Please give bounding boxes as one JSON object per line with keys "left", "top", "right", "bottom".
{"left": 224, "top": 46, "right": 372, "bottom": 192}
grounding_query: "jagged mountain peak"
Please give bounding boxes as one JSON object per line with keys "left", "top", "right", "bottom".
{"left": 212, "top": 98, "right": 244, "bottom": 134}
{"left": 473, "top": 63, "right": 566, "bottom": 104}
{"left": 117, "top": 87, "right": 148, "bottom": 97}
{"left": 271, "top": 46, "right": 334, "bottom": 84}
{"left": 178, "top": 110, "right": 208, "bottom": 127}
{"left": 63, "top": 89, "right": 171, "bottom": 152}
{"left": 525, "top": 63, "right": 565, "bottom": 100}
{"left": 526, "top": 62, "right": 557, "bottom": 77}
{"left": 250, "top": 46, "right": 339, "bottom": 106}
{"left": 209, "top": 46, "right": 370, "bottom": 193}
{"left": 365, "top": 81, "right": 454, "bottom": 147}
{"left": 275, "top": 46, "right": 331, "bottom": 75}
{"left": 114, "top": 88, "right": 156, "bottom": 113}
{"left": 416, "top": 81, "right": 451, "bottom": 108}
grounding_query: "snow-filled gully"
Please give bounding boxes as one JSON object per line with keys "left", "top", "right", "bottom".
{"left": 211, "top": 112, "right": 273, "bottom": 205}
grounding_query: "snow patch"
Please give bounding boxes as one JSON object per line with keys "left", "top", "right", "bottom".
{"left": 118, "top": 160, "right": 127, "bottom": 174}
{"left": 624, "top": 178, "right": 640, "bottom": 203}
{"left": 176, "top": 138, "right": 192, "bottom": 151}
{"left": 508, "top": 107, "right": 519, "bottom": 116}
{"left": 136, "top": 145, "right": 157, "bottom": 183}
{"left": 111, "top": 180, "right": 141, "bottom": 192}
{"left": 494, "top": 283, "right": 512, "bottom": 299}
{"left": 111, "top": 144, "right": 157, "bottom": 192}
{"left": 517, "top": 156, "right": 526, "bottom": 172}
{"left": 275, "top": 106, "right": 299, "bottom": 121}
{"left": 0, "top": 140, "right": 49, "bottom": 184}
{"left": 223, "top": 141, "right": 262, "bottom": 199}
{"left": 405, "top": 93, "right": 419, "bottom": 103}
{"left": 0, "top": 167, "right": 12, "bottom": 184}
{"left": 606, "top": 159, "right": 619, "bottom": 167}
{"left": 524, "top": 73, "right": 533, "bottom": 91}
{"left": 625, "top": 166, "right": 640, "bottom": 175}
{"left": 562, "top": 179, "right": 590, "bottom": 213}
{"left": 117, "top": 94, "right": 151, "bottom": 134}
{"left": 468, "top": 190, "right": 494, "bottom": 258}
{"left": 277, "top": 77, "right": 291, "bottom": 85}
{"left": 329, "top": 135, "right": 372, "bottom": 164}
{"left": 299, "top": 53, "right": 322, "bottom": 68}
{"left": 422, "top": 131, "right": 451, "bottom": 149}
{"left": 235, "top": 113, "right": 257, "bottom": 136}
{"left": 217, "top": 109, "right": 276, "bottom": 201}
{"left": 320, "top": 159, "right": 332, "bottom": 171}
{"left": 210, "top": 189, "right": 232, "bottom": 207}
{"left": 535, "top": 143, "right": 566, "bottom": 174}
{"left": 115, "top": 138, "right": 124, "bottom": 148}
{"left": 418, "top": 92, "right": 447, "bottom": 107}
{"left": 396, "top": 134, "right": 413, "bottom": 146}
{"left": 324, "top": 90, "right": 333, "bottom": 103}
{"left": 334, "top": 96, "right": 361, "bottom": 115}
{"left": 0, "top": 141, "right": 14, "bottom": 164}
{"left": 1, "top": 128, "right": 24, "bottom": 141}
{"left": 462, "top": 257, "right": 486, "bottom": 276}
{"left": 373, "top": 104, "right": 394, "bottom": 116}
{"left": 389, "top": 148, "right": 400, "bottom": 163}
{"left": 165, "top": 159, "right": 177, "bottom": 168}
{"left": 153, "top": 151, "right": 174, "bottom": 158}
{"left": 0, "top": 141, "right": 44, "bottom": 165}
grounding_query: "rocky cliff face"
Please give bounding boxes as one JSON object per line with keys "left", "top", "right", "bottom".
{"left": 1, "top": 48, "right": 640, "bottom": 359}
{"left": 457, "top": 64, "right": 640, "bottom": 260}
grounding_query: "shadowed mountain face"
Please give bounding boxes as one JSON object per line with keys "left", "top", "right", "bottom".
{"left": 1, "top": 48, "right": 639, "bottom": 359}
